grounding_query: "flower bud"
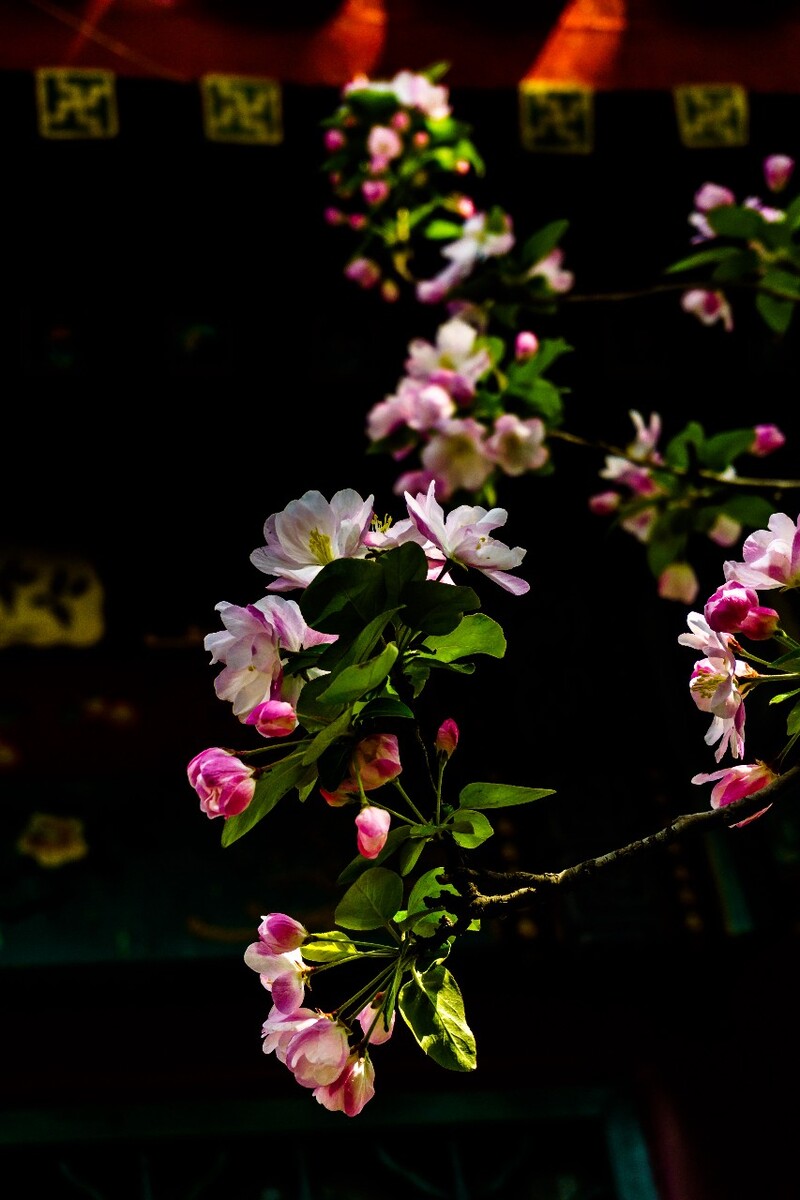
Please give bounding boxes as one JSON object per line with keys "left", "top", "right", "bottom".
{"left": 763, "top": 154, "right": 794, "bottom": 193}
{"left": 324, "top": 128, "right": 346, "bottom": 152}
{"left": 187, "top": 748, "right": 256, "bottom": 819}
{"left": 515, "top": 330, "right": 539, "bottom": 360}
{"left": 355, "top": 806, "right": 391, "bottom": 859}
{"left": 435, "top": 718, "right": 459, "bottom": 758}
{"left": 750, "top": 423, "right": 785, "bottom": 457}
{"left": 245, "top": 700, "right": 298, "bottom": 738}
{"left": 658, "top": 562, "right": 699, "bottom": 604}
{"left": 257, "top": 913, "right": 307, "bottom": 954}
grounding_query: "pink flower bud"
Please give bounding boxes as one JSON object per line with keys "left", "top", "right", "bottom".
{"left": 692, "top": 761, "right": 777, "bottom": 827}
{"left": 257, "top": 913, "right": 307, "bottom": 954}
{"left": 355, "top": 806, "right": 391, "bottom": 859}
{"left": 362, "top": 179, "right": 390, "bottom": 206}
{"left": 704, "top": 580, "right": 779, "bottom": 640}
{"left": 763, "top": 154, "right": 794, "bottom": 193}
{"left": 515, "top": 330, "right": 539, "bottom": 360}
{"left": 348, "top": 213, "right": 367, "bottom": 230}
{"left": 454, "top": 159, "right": 470, "bottom": 175}
{"left": 391, "top": 110, "right": 411, "bottom": 132}
{"left": 313, "top": 1052, "right": 375, "bottom": 1116}
{"left": 412, "top": 130, "right": 429, "bottom": 148}
{"left": 739, "top": 606, "right": 780, "bottom": 640}
{"left": 751, "top": 423, "right": 785, "bottom": 457}
{"left": 357, "top": 993, "right": 395, "bottom": 1044}
{"left": 344, "top": 257, "right": 381, "bottom": 288}
{"left": 245, "top": 700, "right": 298, "bottom": 738}
{"left": 455, "top": 196, "right": 476, "bottom": 219}
{"left": 588, "top": 490, "right": 621, "bottom": 516}
{"left": 694, "top": 182, "right": 735, "bottom": 212}
{"left": 707, "top": 513, "right": 742, "bottom": 548}
{"left": 658, "top": 562, "right": 699, "bottom": 604}
{"left": 324, "top": 128, "right": 346, "bottom": 152}
{"left": 323, "top": 207, "right": 344, "bottom": 226}
{"left": 187, "top": 747, "right": 256, "bottom": 819}
{"left": 435, "top": 718, "right": 459, "bottom": 758}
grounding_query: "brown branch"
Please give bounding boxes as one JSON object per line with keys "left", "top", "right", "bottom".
{"left": 448, "top": 764, "right": 800, "bottom": 918}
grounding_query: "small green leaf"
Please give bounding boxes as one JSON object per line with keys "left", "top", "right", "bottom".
{"left": 521, "top": 219, "right": 570, "bottom": 270}
{"left": 707, "top": 205, "right": 766, "bottom": 239}
{"left": 787, "top": 698, "right": 800, "bottom": 737}
{"left": 424, "top": 218, "right": 466, "bottom": 240}
{"left": 756, "top": 291, "right": 795, "bottom": 334}
{"left": 302, "top": 931, "right": 358, "bottom": 963}
{"left": 665, "top": 245, "right": 746, "bottom": 274}
{"left": 221, "top": 756, "right": 313, "bottom": 847}
{"left": 459, "top": 781, "right": 556, "bottom": 809}
{"left": 699, "top": 428, "right": 761, "bottom": 470}
{"left": 769, "top": 687, "right": 800, "bottom": 705}
{"left": 447, "top": 809, "right": 494, "bottom": 848}
{"left": 720, "top": 494, "right": 777, "bottom": 527}
{"left": 335, "top": 867, "right": 404, "bottom": 930}
{"left": 398, "top": 963, "right": 476, "bottom": 1071}
{"left": 353, "top": 696, "right": 415, "bottom": 726}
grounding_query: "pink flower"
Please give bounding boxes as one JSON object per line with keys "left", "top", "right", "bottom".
{"left": 416, "top": 211, "right": 514, "bottom": 303}
{"left": 723, "top": 511, "right": 800, "bottom": 590}
{"left": 704, "top": 581, "right": 779, "bottom": 641}
{"left": 626, "top": 410, "right": 662, "bottom": 463}
{"left": 658, "top": 562, "right": 699, "bottom": 604}
{"left": 357, "top": 994, "right": 395, "bottom": 1044}
{"left": 355, "top": 806, "right": 391, "bottom": 858}
{"left": 750, "top": 424, "right": 786, "bottom": 457}
{"left": 694, "top": 182, "right": 736, "bottom": 212}
{"left": 245, "top": 699, "right": 298, "bottom": 738}
{"left": 187, "top": 748, "right": 256, "bottom": 819}
{"left": 485, "top": 413, "right": 549, "bottom": 476}
{"left": 250, "top": 489, "right": 375, "bottom": 592}
{"left": 421, "top": 417, "right": 494, "bottom": 494}
{"left": 405, "top": 317, "right": 491, "bottom": 402}
{"left": 261, "top": 1004, "right": 320, "bottom": 1062}
{"left": 681, "top": 289, "right": 734, "bottom": 331}
{"left": 405, "top": 480, "right": 529, "bottom": 595}
{"left": 588, "top": 491, "right": 621, "bottom": 516}
{"left": 390, "top": 69, "right": 450, "bottom": 119}
{"left": 692, "top": 762, "right": 777, "bottom": 827}
{"left": 285, "top": 1017, "right": 351, "bottom": 1088}
{"left": 324, "top": 128, "right": 345, "bottom": 152}
{"left": 435, "top": 718, "right": 459, "bottom": 758}
{"left": 367, "top": 124, "right": 403, "bottom": 162}
{"left": 763, "top": 154, "right": 794, "bottom": 193}
{"left": 313, "top": 1052, "right": 376, "bottom": 1116}
{"left": 707, "top": 513, "right": 742, "bottom": 548}
{"left": 526, "top": 247, "right": 574, "bottom": 293}
{"left": 204, "top": 596, "right": 336, "bottom": 717}
{"left": 256, "top": 913, "right": 308, "bottom": 954}
{"left": 362, "top": 179, "right": 390, "bottom": 205}
{"left": 244, "top": 944, "right": 308, "bottom": 1013}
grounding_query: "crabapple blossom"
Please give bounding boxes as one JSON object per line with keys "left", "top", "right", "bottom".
{"left": 707, "top": 512, "right": 742, "bottom": 548}
{"left": 484, "top": 413, "right": 549, "bottom": 476}
{"left": 416, "top": 211, "right": 514, "bottom": 303}
{"left": 620, "top": 506, "right": 657, "bottom": 544}
{"left": 285, "top": 1017, "right": 351, "bottom": 1088}
{"left": 420, "top": 417, "right": 494, "bottom": 494}
{"left": 681, "top": 288, "right": 734, "bottom": 331}
{"left": 626, "top": 410, "right": 662, "bottom": 462}
{"left": 763, "top": 153, "right": 795, "bottom": 193}
{"left": 245, "top": 699, "right": 298, "bottom": 738}
{"left": 357, "top": 995, "right": 395, "bottom": 1044}
{"left": 751, "top": 424, "right": 786, "bottom": 457}
{"left": 320, "top": 734, "right": 403, "bottom": 805}
{"left": 187, "top": 747, "right": 256, "bottom": 819}
{"left": 704, "top": 581, "right": 780, "bottom": 641}
{"left": 588, "top": 490, "right": 621, "bottom": 516}
{"left": 344, "top": 257, "right": 381, "bottom": 288}
{"left": 261, "top": 1004, "right": 319, "bottom": 1063}
{"left": 251, "top": 488, "right": 375, "bottom": 591}
{"left": 405, "top": 481, "right": 530, "bottom": 595}
{"left": 390, "top": 69, "right": 451, "bottom": 118}
{"left": 681, "top": 612, "right": 752, "bottom": 761}
{"left": 256, "top": 913, "right": 308, "bottom": 954}
{"left": 527, "top": 247, "right": 574, "bottom": 293}
{"left": 355, "top": 805, "right": 392, "bottom": 858}
{"left": 689, "top": 182, "right": 735, "bottom": 242}
{"left": 313, "top": 1052, "right": 376, "bottom": 1116}
{"left": 392, "top": 467, "right": 445, "bottom": 500}
{"left": 366, "top": 379, "right": 455, "bottom": 446}
{"left": 405, "top": 317, "right": 491, "bottom": 402}
{"left": 691, "top": 762, "right": 778, "bottom": 827}
{"left": 723, "top": 511, "right": 800, "bottom": 590}
{"left": 244, "top": 944, "right": 309, "bottom": 1013}
{"left": 366, "top": 124, "right": 403, "bottom": 165}
{"left": 362, "top": 180, "right": 390, "bottom": 205}
{"left": 204, "top": 596, "right": 336, "bottom": 718}
{"left": 435, "top": 718, "right": 459, "bottom": 758}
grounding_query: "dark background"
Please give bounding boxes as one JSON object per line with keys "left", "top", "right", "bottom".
{"left": 1, "top": 59, "right": 800, "bottom": 1200}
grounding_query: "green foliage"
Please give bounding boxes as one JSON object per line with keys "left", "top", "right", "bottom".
{"left": 458, "top": 782, "right": 556, "bottom": 809}
{"left": 398, "top": 963, "right": 477, "bottom": 1071}
{"left": 221, "top": 756, "right": 316, "bottom": 847}
{"left": 335, "top": 867, "right": 405, "bottom": 930}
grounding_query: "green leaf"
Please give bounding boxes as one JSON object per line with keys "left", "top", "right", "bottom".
{"left": 316, "top": 606, "right": 403, "bottom": 673}
{"left": 665, "top": 245, "right": 746, "bottom": 274}
{"left": 785, "top": 194, "right": 800, "bottom": 231}
{"left": 699, "top": 428, "right": 761, "bottom": 471}
{"left": 446, "top": 809, "right": 494, "bottom": 848}
{"left": 400, "top": 868, "right": 459, "bottom": 936}
{"left": 353, "top": 695, "right": 415, "bottom": 727}
{"left": 762, "top": 266, "right": 800, "bottom": 301}
{"left": 424, "top": 218, "right": 465, "bottom": 240}
{"left": 520, "top": 219, "right": 570, "bottom": 270}
{"left": 664, "top": 420, "right": 705, "bottom": 470}
{"left": 335, "top": 867, "right": 404, "bottom": 930}
{"left": 770, "top": 648, "right": 800, "bottom": 670}
{"left": 756, "top": 290, "right": 795, "bottom": 334}
{"left": 787, "top": 699, "right": 800, "bottom": 737}
{"left": 422, "top": 613, "right": 506, "bottom": 662}
{"left": 301, "top": 931, "right": 358, "bottom": 963}
{"left": 398, "top": 963, "right": 476, "bottom": 1071}
{"left": 711, "top": 248, "right": 760, "bottom": 282}
{"left": 769, "top": 687, "right": 800, "bottom": 706}
{"left": 315, "top": 642, "right": 399, "bottom": 705}
{"left": 400, "top": 581, "right": 481, "bottom": 637}
{"left": 720, "top": 494, "right": 777, "bottom": 528}
{"left": 221, "top": 756, "right": 313, "bottom": 847}
{"left": 707, "top": 205, "right": 766, "bottom": 239}
{"left": 300, "top": 706, "right": 353, "bottom": 765}
{"left": 337, "top": 825, "right": 414, "bottom": 886}
{"left": 458, "top": 781, "right": 555, "bottom": 809}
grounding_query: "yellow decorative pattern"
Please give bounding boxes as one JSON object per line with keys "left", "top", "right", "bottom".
{"left": 200, "top": 75, "right": 283, "bottom": 145}
{"left": 0, "top": 551, "right": 104, "bottom": 648}
{"left": 35, "top": 68, "right": 118, "bottom": 140}
{"left": 673, "top": 84, "right": 749, "bottom": 149}
{"left": 518, "top": 82, "right": 594, "bottom": 154}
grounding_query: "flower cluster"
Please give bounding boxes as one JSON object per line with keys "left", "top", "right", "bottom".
{"left": 670, "top": 153, "right": 799, "bottom": 336}
{"left": 366, "top": 311, "right": 569, "bottom": 502}
{"left": 244, "top": 913, "right": 396, "bottom": 1116}
{"left": 681, "top": 510, "right": 800, "bottom": 823}
{"left": 589, "top": 409, "right": 788, "bottom": 603}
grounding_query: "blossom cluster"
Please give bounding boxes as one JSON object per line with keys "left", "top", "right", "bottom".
{"left": 673, "top": 153, "right": 799, "bottom": 336}
{"left": 680, "top": 510, "right": 800, "bottom": 824}
{"left": 244, "top": 913, "right": 395, "bottom": 1116}
{"left": 589, "top": 410, "right": 787, "bottom": 603}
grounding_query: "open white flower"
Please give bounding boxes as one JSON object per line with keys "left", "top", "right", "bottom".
{"left": 251, "top": 489, "right": 374, "bottom": 591}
